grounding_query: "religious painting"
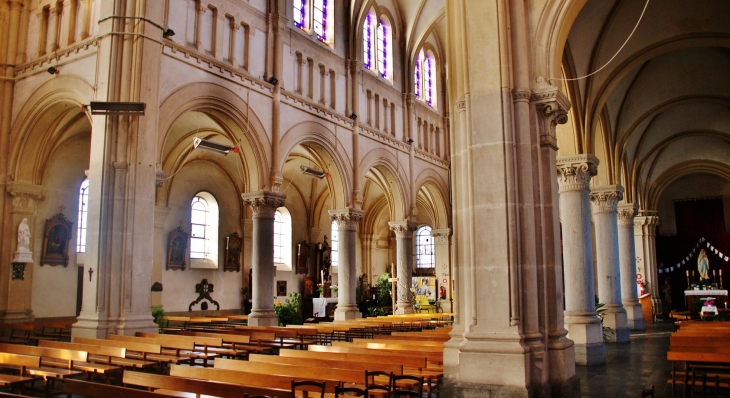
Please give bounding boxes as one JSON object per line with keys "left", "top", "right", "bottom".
{"left": 303, "top": 276, "right": 315, "bottom": 298}
{"left": 41, "top": 212, "right": 73, "bottom": 267}
{"left": 224, "top": 232, "right": 242, "bottom": 272}
{"left": 167, "top": 226, "right": 188, "bottom": 271}
{"left": 412, "top": 276, "right": 437, "bottom": 307}
{"left": 296, "top": 240, "right": 310, "bottom": 275}
{"left": 277, "top": 280, "right": 287, "bottom": 296}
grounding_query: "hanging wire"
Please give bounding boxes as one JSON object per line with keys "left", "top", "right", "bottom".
{"left": 552, "top": 0, "right": 650, "bottom": 82}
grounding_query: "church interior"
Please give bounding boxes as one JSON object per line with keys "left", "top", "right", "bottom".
{"left": 0, "top": 0, "right": 729, "bottom": 396}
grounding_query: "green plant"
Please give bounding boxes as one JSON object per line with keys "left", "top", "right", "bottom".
{"left": 376, "top": 273, "right": 392, "bottom": 306}
{"left": 595, "top": 298, "right": 614, "bottom": 342}
{"left": 274, "top": 293, "right": 303, "bottom": 326}
{"left": 151, "top": 305, "right": 168, "bottom": 331}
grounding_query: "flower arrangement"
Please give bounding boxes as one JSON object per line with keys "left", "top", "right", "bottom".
{"left": 274, "top": 292, "right": 302, "bottom": 326}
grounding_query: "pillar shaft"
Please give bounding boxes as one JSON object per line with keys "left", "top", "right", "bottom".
{"left": 618, "top": 203, "right": 645, "bottom": 330}
{"left": 635, "top": 214, "right": 660, "bottom": 318}
{"left": 242, "top": 191, "right": 286, "bottom": 326}
{"left": 590, "top": 185, "right": 629, "bottom": 343}
{"left": 557, "top": 155, "right": 605, "bottom": 365}
{"left": 389, "top": 221, "right": 417, "bottom": 314}
{"left": 330, "top": 209, "right": 363, "bottom": 320}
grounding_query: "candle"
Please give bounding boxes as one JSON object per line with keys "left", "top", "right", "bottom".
{"left": 714, "top": 270, "right": 717, "bottom": 276}
{"left": 721, "top": 270, "right": 723, "bottom": 276}
{"left": 321, "top": 270, "right": 324, "bottom": 283}
{"left": 687, "top": 270, "right": 689, "bottom": 277}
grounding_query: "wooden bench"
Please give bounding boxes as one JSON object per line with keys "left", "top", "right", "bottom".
{"left": 214, "top": 357, "right": 365, "bottom": 384}
{"left": 318, "top": 343, "right": 443, "bottom": 364}
{"left": 123, "top": 370, "right": 289, "bottom": 397}
{"left": 249, "top": 353, "right": 403, "bottom": 375}
{"left": 153, "top": 330, "right": 249, "bottom": 359}
{"left": 38, "top": 340, "right": 129, "bottom": 381}
{"left": 0, "top": 343, "right": 90, "bottom": 396}
{"left": 0, "top": 324, "right": 34, "bottom": 345}
{"left": 135, "top": 332, "right": 224, "bottom": 367}
{"left": 106, "top": 335, "right": 193, "bottom": 366}
{"left": 169, "top": 364, "right": 340, "bottom": 393}
{"left": 63, "top": 379, "right": 166, "bottom": 398}
{"left": 291, "top": 348, "right": 429, "bottom": 369}
{"left": 73, "top": 337, "right": 159, "bottom": 369}
{"left": 0, "top": 353, "right": 42, "bottom": 395}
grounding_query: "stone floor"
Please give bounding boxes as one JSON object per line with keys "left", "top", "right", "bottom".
{"left": 576, "top": 319, "right": 677, "bottom": 398}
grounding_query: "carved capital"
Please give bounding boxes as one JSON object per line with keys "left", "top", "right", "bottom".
{"left": 155, "top": 169, "right": 168, "bottom": 188}
{"left": 589, "top": 185, "right": 624, "bottom": 214}
{"left": 634, "top": 215, "right": 659, "bottom": 236}
{"left": 617, "top": 203, "right": 638, "bottom": 226}
{"left": 241, "top": 191, "right": 286, "bottom": 218}
{"left": 556, "top": 154, "right": 599, "bottom": 193}
{"left": 154, "top": 206, "right": 170, "bottom": 229}
{"left": 512, "top": 89, "right": 531, "bottom": 102}
{"left": 532, "top": 88, "right": 570, "bottom": 150}
{"left": 431, "top": 228, "right": 451, "bottom": 245}
{"left": 349, "top": 59, "right": 363, "bottom": 70}
{"left": 329, "top": 208, "right": 364, "bottom": 231}
{"left": 388, "top": 221, "right": 418, "bottom": 238}
{"left": 7, "top": 182, "right": 46, "bottom": 214}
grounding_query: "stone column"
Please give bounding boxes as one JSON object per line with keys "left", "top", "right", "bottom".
{"left": 635, "top": 213, "right": 660, "bottom": 317}
{"left": 388, "top": 221, "right": 418, "bottom": 314}
{"left": 590, "top": 185, "right": 629, "bottom": 343}
{"left": 618, "top": 203, "right": 645, "bottom": 330}
{"left": 47, "top": 2, "right": 60, "bottom": 54}
{"left": 329, "top": 208, "right": 364, "bottom": 320}
{"left": 432, "top": 229, "right": 451, "bottom": 312}
{"left": 557, "top": 155, "right": 605, "bottom": 365}
{"left": 241, "top": 191, "right": 286, "bottom": 326}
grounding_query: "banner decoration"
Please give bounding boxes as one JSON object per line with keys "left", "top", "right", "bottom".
{"left": 658, "top": 237, "right": 728, "bottom": 274}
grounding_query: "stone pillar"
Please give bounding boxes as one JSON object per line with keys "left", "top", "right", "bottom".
{"left": 151, "top": 206, "right": 170, "bottom": 307}
{"left": 635, "top": 213, "right": 660, "bottom": 316}
{"left": 241, "top": 191, "right": 286, "bottom": 326}
{"left": 432, "top": 229, "right": 451, "bottom": 312}
{"left": 590, "top": 185, "right": 629, "bottom": 343}
{"left": 388, "top": 221, "right": 417, "bottom": 314}
{"left": 557, "top": 155, "right": 605, "bottom": 365}
{"left": 329, "top": 208, "right": 363, "bottom": 320}
{"left": 618, "top": 203, "right": 645, "bottom": 330}
{"left": 47, "top": 2, "right": 60, "bottom": 54}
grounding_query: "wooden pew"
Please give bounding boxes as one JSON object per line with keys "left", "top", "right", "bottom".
{"left": 169, "top": 364, "right": 340, "bottom": 393}
{"left": 63, "top": 379, "right": 166, "bottom": 398}
{"left": 214, "top": 357, "right": 365, "bottom": 384}
{"left": 106, "top": 335, "right": 193, "bottom": 365}
{"left": 123, "top": 370, "right": 289, "bottom": 397}
{"left": 36, "top": 340, "right": 125, "bottom": 382}
{"left": 328, "top": 341, "right": 443, "bottom": 363}
{"left": 135, "top": 332, "right": 224, "bottom": 366}
{"left": 298, "top": 347, "right": 429, "bottom": 369}
{"left": 0, "top": 353, "right": 42, "bottom": 395}
{"left": 162, "top": 330, "right": 252, "bottom": 358}
{"left": 248, "top": 353, "right": 403, "bottom": 375}
{"left": 0, "top": 343, "right": 90, "bottom": 396}
{"left": 0, "top": 324, "right": 34, "bottom": 345}
{"left": 352, "top": 338, "right": 444, "bottom": 347}
{"left": 73, "top": 337, "right": 159, "bottom": 369}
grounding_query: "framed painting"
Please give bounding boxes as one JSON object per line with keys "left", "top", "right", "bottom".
{"left": 412, "top": 276, "right": 437, "bottom": 307}
{"left": 41, "top": 212, "right": 73, "bottom": 267}
{"left": 167, "top": 226, "right": 188, "bottom": 271}
{"left": 224, "top": 232, "right": 242, "bottom": 272}
{"left": 277, "top": 280, "right": 287, "bottom": 296}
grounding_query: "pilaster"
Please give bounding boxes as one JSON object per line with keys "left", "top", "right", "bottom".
{"left": 618, "top": 203, "right": 644, "bottom": 330}
{"left": 431, "top": 229, "right": 452, "bottom": 312}
{"left": 242, "top": 191, "right": 286, "bottom": 326}
{"left": 329, "top": 208, "right": 364, "bottom": 320}
{"left": 388, "top": 221, "right": 418, "bottom": 314}
{"left": 590, "top": 185, "right": 629, "bottom": 343}
{"left": 634, "top": 213, "right": 660, "bottom": 319}
{"left": 557, "top": 155, "right": 605, "bottom": 365}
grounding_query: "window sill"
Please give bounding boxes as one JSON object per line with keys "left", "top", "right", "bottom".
{"left": 191, "top": 258, "right": 218, "bottom": 269}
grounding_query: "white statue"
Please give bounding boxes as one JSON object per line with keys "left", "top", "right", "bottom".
{"left": 17, "top": 218, "right": 30, "bottom": 253}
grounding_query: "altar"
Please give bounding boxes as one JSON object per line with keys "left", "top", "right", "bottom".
{"left": 312, "top": 297, "right": 337, "bottom": 318}
{"left": 685, "top": 289, "right": 728, "bottom": 313}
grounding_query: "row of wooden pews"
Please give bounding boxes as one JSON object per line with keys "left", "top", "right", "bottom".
{"left": 0, "top": 320, "right": 75, "bottom": 345}
{"left": 668, "top": 320, "right": 730, "bottom": 396}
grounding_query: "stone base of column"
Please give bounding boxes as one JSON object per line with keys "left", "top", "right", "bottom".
{"left": 455, "top": 335, "right": 530, "bottom": 391}
{"left": 0, "top": 310, "right": 33, "bottom": 323}
{"left": 549, "top": 375, "right": 582, "bottom": 398}
{"left": 566, "top": 320, "right": 605, "bottom": 365}
{"left": 547, "top": 336, "right": 577, "bottom": 387}
{"left": 112, "top": 315, "right": 159, "bottom": 335}
{"left": 72, "top": 316, "right": 110, "bottom": 339}
{"left": 334, "top": 304, "right": 360, "bottom": 320}
{"left": 622, "top": 300, "right": 646, "bottom": 331}
{"left": 395, "top": 301, "right": 414, "bottom": 314}
{"left": 450, "top": 382, "right": 530, "bottom": 398}
{"left": 248, "top": 309, "right": 278, "bottom": 326}
{"left": 602, "top": 308, "right": 630, "bottom": 343}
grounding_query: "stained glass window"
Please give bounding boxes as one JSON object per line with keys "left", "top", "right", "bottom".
{"left": 293, "top": 0, "right": 307, "bottom": 29}
{"left": 313, "top": 0, "right": 327, "bottom": 41}
{"left": 416, "top": 226, "right": 435, "bottom": 269}
{"left": 363, "top": 12, "right": 374, "bottom": 70}
{"left": 76, "top": 179, "right": 89, "bottom": 252}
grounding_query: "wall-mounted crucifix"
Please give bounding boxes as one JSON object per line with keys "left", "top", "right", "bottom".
{"left": 88, "top": 267, "right": 93, "bottom": 282}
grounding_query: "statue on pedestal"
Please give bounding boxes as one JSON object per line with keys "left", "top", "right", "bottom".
{"left": 18, "top": 218, "right": 30, "bottom": 253}
{"left": 698, "top": 249, "right": 710, "bottom": 281}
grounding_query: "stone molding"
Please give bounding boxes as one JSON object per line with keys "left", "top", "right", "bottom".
{"left": 329, "top": 208, "right": 364, "bottom": 231}
{"left": 556, "top": 155, "right": 599, "bottom": 192}
{"left": 634, "top": 215, "right": 659, "bottom": 236}
{"left": 455, "top": 98, "right": 466, "bottom": 112}
{"left": 617, "top": 203, "right": 638, "bottom": 226}
{"left": 532, "top": 88, "right": 570, "bottom": 151}
{"left": 431, "top": 228, "right": 451, "bottom": 244}
{"left": 155, "top": 169, "right": 168, "bottom": 188}
{"left": 154, "top": 206, "right": 170, "bottom": 229}
{"left": 512, "top": 89, "right": 531, "bottom": 102}
{"left": 388, "top": 220, "right": 418, "bottom": 237}
{"left": 7, "top": 182, "right": 46, "bottom": 214}
{"left": 241, "top": 191, "right": 286, "bottom": 217}
{"left": 589, "top": 185, "right": 624, "bottom": 214}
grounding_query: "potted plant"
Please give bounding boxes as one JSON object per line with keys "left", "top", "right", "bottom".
{"left": 151, "top": 305, "right": 168, "bottom": 332}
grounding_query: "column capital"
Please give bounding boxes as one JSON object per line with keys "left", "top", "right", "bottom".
{"left": 349, "top": 59, "right": 363, "bottom": 70}
{"left": 154, "top": 206, "right": 170, "bottom": 229}
{"left": 241, "top": 191, "right": 286, "bottom": 217}
{"left": 556, "top": 154, "right": 599, "bottom": 192}
{"left": 533, "top": 88, "right": 570, "bottom": 151}
{"left": 589, "top": 185, "right": 624, "bottom": 214}
{"left": 7, "top": 182, "right": 46, "bottom": 214}
{"left": 431, "top": 228, "right": 451, "bottom": 244}
{"left": 388, "top": 221, "right": 418, "bottom": 237}
{"left": 617, "top": 203, "right": 638, "bottom": 226}
{"left": 329, "top": 208, "right": 364, "bottom": 231}
{"left": 634, "top": 214, "right": 659, "bottom": 235}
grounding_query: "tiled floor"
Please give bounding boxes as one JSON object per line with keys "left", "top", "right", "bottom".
{"left": 576, "top": 320, "right": 676, "bottom": 398}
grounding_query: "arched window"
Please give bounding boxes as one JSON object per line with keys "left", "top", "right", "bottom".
{"left": 274, "top": 208, "right": 293, "bottom": 270}
{"left": 293, "top": 0, "right": 307, "bottom": 29}
{"left": 376, "top": 17, "right": 392, "bottom": 79}
{"left": 76, "top": 179, "right": 89, "bottom": 252}
{"left": 294, "top": 0, "right": 333, "bottom": 44}
{"left": 416, "top": 225, "right": 435, "bottom": 270}
{"left": 190, "top": 192, "right": 219, "bottom": 268}
{"left": 330, "top": 220, "right": 339, "bottom": 268}
{"left": 414, "top": 49, "right": 437, "bottom": 107}
{"left": 363, "top": 10, "right": 375, "bottom": 71}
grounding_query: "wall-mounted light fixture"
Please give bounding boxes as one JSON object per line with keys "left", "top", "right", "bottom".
{"left": 268, "top": 76, "right": 279, "bottom": 85}
{"left": 85, "top": 101, "right": 146, "bottom": 115}
{"left": 193, "top": 137, "right": 234, "bottom": 155}
{"left": 349, "top": 113, "right": 357, "bottom": 120}
{"left": 407, "top": 138, "right": 414, "bottom": 144}
{"left": 300, "top": 165, "right": 327, "bottom": 179}
{"left": 47, "top": 66, "right": 59, "bottom": 75}
{"left": 163, "top": 28, "right": 175, "bottom": 39}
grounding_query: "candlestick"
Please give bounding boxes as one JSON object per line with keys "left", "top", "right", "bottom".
{"left": 321, "top": 270, "right": 324, "bottom": 283}
{"left": 686, "top": 270, "right": 689, "bottom": 277}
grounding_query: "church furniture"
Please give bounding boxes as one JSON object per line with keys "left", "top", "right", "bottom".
{"left": 135, "top": 332, "right": 224, "bottom": 367}
{"left": 0, "top": 323, "right": 34, "bottom": 345}
{"left": 0, "top": 353, "right": 41, "bottom": 395}
{"left": 123, "top": 370, "right": 287, "bottom": 398}
{"left": 330, "top": 341, "right": 443, "bottom": 364}
{"left": 640, "top": 384, "right": 654, "bottom": 398}
{"left": 0, "top": 343, "right": 91, "bottom": 396}
{"left": 106, "top": 335, "right": 193, "bottom": 366}
{"left": 73, "top": 338, "right": 160, "bottom": 369}
{"left": 684, "top": 290, "right": 728, "bottom": 314}
{"left": 390, "top": 374, "right": 425, "bottom": 398}
{"left": 291, "top": 379, "right": 326, "bottom": 398}
{"left": 353, "top": 338, "right": 443, "bottom": 347}
{"left": 37, "top": 341, "right": 126, "bottom": 383}
{"left": 63, "top": 379, "right": 165, "bottom": 398}
{"left": 304, "top": 346, "right": 429, "bottom": 369}
{"left": 162, "top": 330, "right": 252, "bottom": 359}
{"left": 639, "top": 293, "right": 654, "bottom": 324}
{"left": 249, "top": 353, "right": 403, "bottom": 375}
{"left": 214, "top": 357, "right": 366, "bottom": 385}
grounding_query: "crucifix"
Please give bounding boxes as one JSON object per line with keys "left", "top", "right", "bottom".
{"left": 88, "top": 267, "right": 93, "bottom": 281}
